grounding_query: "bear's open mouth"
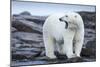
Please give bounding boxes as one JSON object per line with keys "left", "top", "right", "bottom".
{"left": 64, "top": 21, "right": 68, "bottom": 29}
{"left": 59, "top": 18, "right": 68, "bottom": 29}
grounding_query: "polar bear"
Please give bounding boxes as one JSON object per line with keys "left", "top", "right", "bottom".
{"left": 43, "top": 12, "right": 84, "bottom": 59}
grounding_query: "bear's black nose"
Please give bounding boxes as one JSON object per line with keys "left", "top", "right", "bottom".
{"left": 59, "top": 18, "right": 63, "bottom": 21}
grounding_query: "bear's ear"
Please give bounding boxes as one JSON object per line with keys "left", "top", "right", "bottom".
{"left": 75, "top": 15, "right": 77, "bottom": 18}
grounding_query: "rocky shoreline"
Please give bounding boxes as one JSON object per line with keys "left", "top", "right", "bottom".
{"left": 11, "top": 11, "right": 96, "bottom": 66}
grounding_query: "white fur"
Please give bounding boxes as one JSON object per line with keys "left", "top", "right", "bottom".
{"left": 43, "top": 12, "right": 84, "bottom": 59}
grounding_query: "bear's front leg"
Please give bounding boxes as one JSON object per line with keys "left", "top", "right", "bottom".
{"left": 43, "top": 35, "right": 56, "bottom": 59}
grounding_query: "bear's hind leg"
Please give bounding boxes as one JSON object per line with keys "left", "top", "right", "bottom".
{"left": 43, "top": 34, "right": 56, "bottom": 59}
{"left": 74, "top": 40, "right": 83, "bottom": 57}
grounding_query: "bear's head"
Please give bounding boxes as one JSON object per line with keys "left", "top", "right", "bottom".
{"left": 59, "top": 12, "right": 82, "bottom": 30}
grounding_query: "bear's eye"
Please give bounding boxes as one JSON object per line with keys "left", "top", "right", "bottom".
{"left": 75, "top": 15, "right": 77, "bottom": 18}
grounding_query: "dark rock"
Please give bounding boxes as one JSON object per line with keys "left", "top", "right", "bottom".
{"left": 31, "top": 42, "right": 44, "bottom": 48}
{"left": 12, "top": 32, "right": 43, "bottom": 43}
{"left": 84, "top": 21, "right": 96, "bottom": 29}
{"left": 12, "top": 19, "right": 42, "bottom": 34}
{"left": 17, "top": 47, "right": 42, "bottom": 52}
{"left": 78, "top": 12, "right": 96, "bottom": 22}
{"left": 66, "top": 57, "right": 85, "bottom": 63}
{"left": 84, "top": 27, "right": 96, "bottom": 46}
{"left": 13, "top": 13, "right": 47, "bottom": 26}
{"left": 86, "top": 40, "right": 96, "bottom": 49}
{"left": 83, "top": 40, "right": 96, "bottom": 59}
{"left": 20, "top": 11, "right": 31, "bottom": 16}
{"left": 14, "top": 44, "right": 22, "bottom": 48}
{"left": 18, "top": 44, "right": 32, "bottom": 47}
{"left": 12, "top": 47, "right": 42, "bottom": 59}
{"left": 81, "top": 48, "right": 96, "bottom": 58}
{"left": 11, "top": 27, "right": 17, "bottom": 32}
{"left": 78, "top": 12, "right": 96, "bottom": 30}
{"left": 26, "top": 18, "right": 45, "bottom": 25}
{"left": 12, "top": 54, "right": 28, "bottom": 61}
{"left": 55, "top": 52, "right": 67, "bottom": 59}
{"left": 40, "top": 51, "right": 45, "bottom": 56}
{"left": 11, "top": 60, "right": 47, "bottom": 67}
{"left": 12, "top": 15, "right": 25, "bottom": 20}
{"left": 82, "top": 28, "right": 96, "bottom": 59}
{"left": 33, "top": 56, "right": 48, "bottom": 60}
{"left": 13, "top": 51, "right": 39, "bottom": 57}
{"left": 11, "top": 38, "right": 22, "bottom": 47}
{"left": 22, "top": 15, "right": 47, "bottom": 25}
